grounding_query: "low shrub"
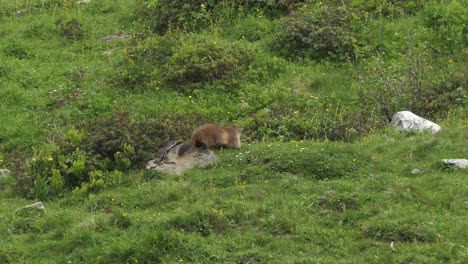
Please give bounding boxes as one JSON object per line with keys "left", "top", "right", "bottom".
{"left": 351, "top": 0, "right": 429, "bottom": 17}
{"left": 115, "top": 33, "right": 254, "bottom": 93}
{"left": 420, "top": 1, "right": 467, "bottom": 54}
{"left": 55, "top": 19, "right": 84, "bottom": 41}
{"left": 3, "top": 42, "right": 31, "bottom": 59}
{"left": 134, "top": 0, "right": 306, "bottom": 34}
{"left": 240, "top": 97, "right": 374, "bottom": 143}
{"left": 362, "top": 216, "right": 437, "bottom": 242}
{"left": 134, "top": 0, "right": 211, "bottom": 35}
{"left": 356, "top": 50, "right": 466, "bottom": 122}
{"left": 161, "top": 40, "right": 254, "bottom": 93}
{"left": 0, "top": 248, "right": 12, "bottom": 264}
{"left": 12, "top": 111, "right": 213, "bottom": 199}
{"left": 113, "top": 31, "right": 181, "bottom": 90}
{"left": 8, "top": 207, "right": 46, "bottom": 234}
{"left": 272, "top": 3, "right": 355, "bottom": 61}
{"left": 222, "top": 16, "right": 275, "bottom": 42}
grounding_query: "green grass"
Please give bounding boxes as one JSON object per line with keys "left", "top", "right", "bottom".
{"left": 1, "top": 123, "right": 467, "bottom": 263}
{"left": 0, "top": 0, "right": 467, "bottom": 263}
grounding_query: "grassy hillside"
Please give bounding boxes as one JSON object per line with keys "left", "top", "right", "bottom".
{"left": 0, "top": 0, "right": 467, "bottom": 263}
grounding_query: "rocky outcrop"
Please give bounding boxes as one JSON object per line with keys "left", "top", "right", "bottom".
{"left": 390, "top": 111, "right": 441, "bottom": 133}
{"left": 146, "top": 141, "right": 218, "bottom": 175}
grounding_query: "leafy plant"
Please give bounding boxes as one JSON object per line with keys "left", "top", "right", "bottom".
{"left": 134, "top": 0, "right": 306, "bottom": 34}
{"left": 113, "top": 31, "right": 181, "bottom": 90}
{"left": 356, "top": 48, "right": 466, "bottom": 122}
{"left": 420, "top": 1, "right": 467, "bottom": 54}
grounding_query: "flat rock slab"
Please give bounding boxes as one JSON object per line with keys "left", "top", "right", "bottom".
{"left": 390, "top": 111, "right": 441, "bottom": 133}
{"left": 442, "top": 159, "right": 468, "bottom": 169}
{"left": 146, "top": 141, "right": 218, "bottom": 175}
{"left": 101, "top": 32, "right": 131, "bottom": 42}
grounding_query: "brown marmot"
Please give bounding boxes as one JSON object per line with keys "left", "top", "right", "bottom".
{"left": 178, "top": 124, "right": 242, "bottom": 156}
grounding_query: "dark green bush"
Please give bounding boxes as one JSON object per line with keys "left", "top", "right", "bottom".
{"left": 414, "top": 68, "right": 467, "bottom": 118}
{"left": 0, "top": 248, "right": 12, "bottom": 264}
{"left": 420, "top": 1, "right": 467, "bottom": 54}
{"left": 161, "top": 40, "right": 254, "bottom": 93}
{"left": 135, "top": 0, "right": 306, "bottom": 34}
{"left": 240, "top": 97, "right": 373, "bottom": 143}
{"left": 356, "top": 51, "right": 467, "bottom": 122}
{"left": 3, "top": 43, "right": 31, "bottom": 59}
{"left": 82, "top": 112, "right": 211, "bottom": 166}
{"left": 135, "top": 0, "right": 211, "bottom": 35}
{"left": 13, "top": 111, "right": 213, "bottom": 199}
{"left": 116, "top": 31, "right": 254, "bottom": 93}
{"left": 82, "top": 112, "right": 132, "bottom": 161}
{"left": 55, "top": 19, "right": 84, "bottom": 41}
{"left": 272, "top": 3, "right": 355, "bottom": 60}
{"left": 351, "top": 0, "right": 428, "bottom": 17}
{"left": 113, "top": 31, "right": 181, "bottom": 90}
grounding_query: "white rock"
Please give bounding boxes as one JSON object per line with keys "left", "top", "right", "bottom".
{"left": 0, "top": 168, "right": 11, "bottom": 179}
{"left": 390, "top": 111, "right": 441, "bottom": 133}
{"left": 411, "top": 169, "right": 422, "bottom": 174}
{"left": 15, "top": 201, "right": 46, "bottom": 214}
{"left": 23, "top": 201, "right": 46, "bottom": 211}
{"left": 442, "top": 159, "right": 468, "bottom": 169}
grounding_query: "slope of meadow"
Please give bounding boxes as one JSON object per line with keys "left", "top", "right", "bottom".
{"left": 0, "top": 0, "right": 466, "bottom": 263}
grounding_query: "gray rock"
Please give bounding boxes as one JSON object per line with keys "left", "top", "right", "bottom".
{"left": 15, "top": 201, "right": 46, "bottom": 214}
{"left": 101, "top": 32, "right": 131, "bottom": 42}
{"left": 0, "top": 168, "right": 11, "bottom": 179}
{"left": 442, "top": 159, "right": 468, "bottom": 169}
{"left": 146, "top": 141, "right": 218, "bottom": 175}
{"left": 411, "top": 169, "right": 422, "bottom": 174}
{"left": 390, "top": 111, "right": 441, "bottom": 133}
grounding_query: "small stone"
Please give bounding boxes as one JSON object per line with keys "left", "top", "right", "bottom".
{"left": 464, "top": 201, "right": 468, "bottom": 208}
{"left": 0, "top": 168, "right": 11, "bottom": 179}
{"left": 15, "top": 201, "right": 46, "bottom": 214}
{"left": 411, "top": 169, "right": 422, "bottom": 174}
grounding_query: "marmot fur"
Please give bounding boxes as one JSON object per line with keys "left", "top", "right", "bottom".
{"left": 178, "top": 124, "right": 242, "bottom": 156}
